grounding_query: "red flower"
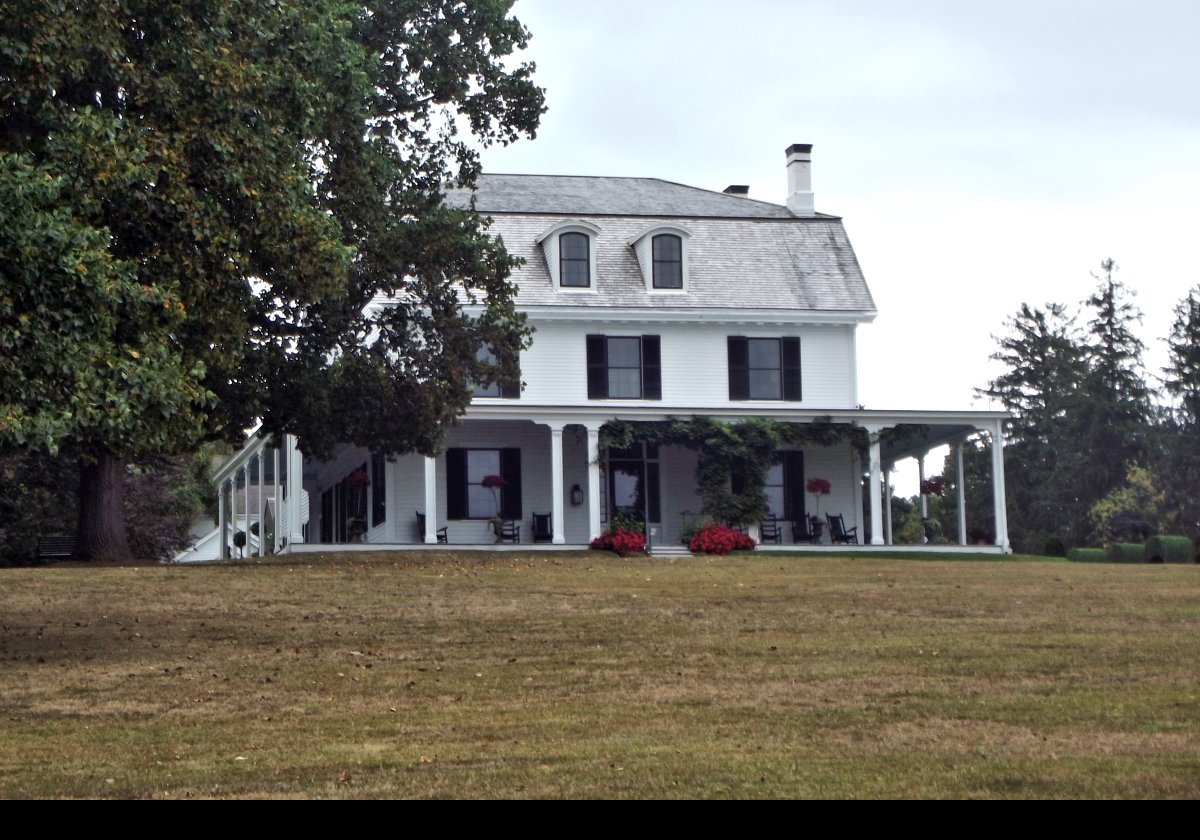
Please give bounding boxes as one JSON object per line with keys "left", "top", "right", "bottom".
{"left": 345, "top": 468, "right": 371, "bottom": 488}
{"left": 688, "top": 523, "right": 756, "bottom": 555}
{"left": 806, "top": 477, "right": 831, "bottom": 496}
{"left": 481, "top": 474, "right": 507, "bottom": 489}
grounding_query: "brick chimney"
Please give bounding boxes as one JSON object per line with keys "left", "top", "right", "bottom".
{"left": 785, "top": 143, "right": 815, "bottom": 217}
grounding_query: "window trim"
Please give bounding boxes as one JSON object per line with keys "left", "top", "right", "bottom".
{"left": 628, "top": 224, "right": 691, "bottom": 293}
{"left": 586, "top": 334, "right": 662, "bottom": 400}
{"left": 536, "top": 220, "right": 601, "bottom": 291}
{"left": 728, "top": 336, "right": 802, "bottom": 401}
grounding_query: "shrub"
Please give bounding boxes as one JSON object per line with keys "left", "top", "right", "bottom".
{"left": 1143, "top": 535, "right": 1196, "bottom": 564}
{"left": 589, "top": 527, "right": 645, "bottom": 557}
{"left": 688, "top": 523, "right": 756, "bottom": 556}
{"left": 1066, "top": 547, "right": 1107, "bottom": 563}
{"left": 1105, "top": 542, "right": 1145, "bottom": 563}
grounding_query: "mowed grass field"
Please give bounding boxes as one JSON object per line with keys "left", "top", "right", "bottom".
{"left": 2, "top": 552, "right": 1199, "bottom": 799}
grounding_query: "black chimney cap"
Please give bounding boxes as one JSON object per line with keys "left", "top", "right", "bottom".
{"left": 785, "top": 143, "right": 813, "bottom": 155}
{"left": 723, "top": 185, "right": 750, "bottom": 195}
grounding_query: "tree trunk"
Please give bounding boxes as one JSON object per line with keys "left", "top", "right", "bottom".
{"left": 75, "top": 449, "right": 130, "bottom": 561}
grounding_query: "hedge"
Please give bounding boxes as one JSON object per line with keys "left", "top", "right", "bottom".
{"left": 1066, "top": 547, "right": 1107, "bottom": 563}
{"left": 1143, "top": 535, "right": 1196, "bottom": 564}
{"left": 1106, "top": 542, "right": 1145, "bottom": 563}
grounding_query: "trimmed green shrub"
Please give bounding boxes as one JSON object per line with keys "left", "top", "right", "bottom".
{"left": 1143, "top": 535, "right": 1196, "bottom": 564}
{"left": 1066, "top": 547, "right": 1107, "bottom": 563}
{"left": 1105, "top": 542, "right": 1145, "bottom": 563}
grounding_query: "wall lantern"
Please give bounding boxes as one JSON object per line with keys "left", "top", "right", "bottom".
{"left": 570, "top": 484, "right": 584, "bottom": 506}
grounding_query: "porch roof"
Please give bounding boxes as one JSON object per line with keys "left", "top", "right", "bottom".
{"left": 461, "top": 404, "right": 1007, "bottom": 463}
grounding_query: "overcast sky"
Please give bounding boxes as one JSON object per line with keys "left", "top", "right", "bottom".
{"left": 480, "top": 0, "right": 1200, "bottom": 422}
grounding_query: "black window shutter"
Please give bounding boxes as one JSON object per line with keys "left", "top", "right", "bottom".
{"left": 782, "top": 337, "right": 802, "bottom": 401}
{"left": 500, "top": 448, "right": 522, "bottom": 519}
{"left": 641, "top": 335, "right": 661, "bottom": 400}
{"left": 586, "top": 335, "right": 608, "bottom": 399}
{"left": 783, "top": 451, "right": 805, "bottom": 520}
{"left": 371, "top": 452, "right": 386, "bottom": 527}
{"left": 446, "top": 449, "right": 467, "bottom": 519}
{"left": 728, "top": 337, "right": 749, "bottom": 400}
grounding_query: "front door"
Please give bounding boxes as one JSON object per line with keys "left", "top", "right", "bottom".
{"left": 607, "top": 442, "right": 661, "bottom": 527}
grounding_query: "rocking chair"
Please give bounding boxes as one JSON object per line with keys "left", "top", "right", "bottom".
{"left": 826, "top": 513, "right": 859, "bottom": 545}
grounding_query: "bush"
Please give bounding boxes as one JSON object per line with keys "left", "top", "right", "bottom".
{"left": 688, "top": 523, "right": 756, "bottom": 556}
{"left": 1105, "top": 542, "right": 1145, "bottom": 563}
{"left": 1143, "top": 535, "right": 1195, "bottom": 564}
{"left": 1066, "top": 547, "right": 1107, "bottom": 563}
{"left": 589, "top": 527, "right": 646, "bottom": 557}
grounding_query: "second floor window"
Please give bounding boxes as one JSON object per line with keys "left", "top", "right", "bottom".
{"left": 586, "top": 335, "right": 662, "bottom": 400}
{"left": 560, "top": 231, "right": 591, "bottom": 287}
{"left": 728, "top": 336, "right": 802, "bottom": 400}
{"left": 470, "top": 345, "right": 520, "bottom": 398}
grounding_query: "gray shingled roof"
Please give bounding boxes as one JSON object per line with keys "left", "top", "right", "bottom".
{"left": 444, "top": 174, "right": 877, "bottom": 315}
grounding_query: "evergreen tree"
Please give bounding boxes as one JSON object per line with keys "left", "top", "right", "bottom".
{"left": 979, "top": 302, "right": 1088, "bottom": 550}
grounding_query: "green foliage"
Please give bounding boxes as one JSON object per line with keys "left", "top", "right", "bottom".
{"left": 1066, "top": 547, "right": 1107, "bottom": 563}
{"left": 1088, "top": 465, "right": 1162, "bottom": 544}
{"left": 1, "top": 2, "right": 544, "bottom": 555}
{"left": 1105, "top": 542, "right": 1145, "bottom": 563}
{"left": 1143, "top": 535, "right": 1195, "bottom": 564}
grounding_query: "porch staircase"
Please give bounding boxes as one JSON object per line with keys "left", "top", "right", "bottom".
{"left": 649, "top": 543, "right": 693, "bottom": 559}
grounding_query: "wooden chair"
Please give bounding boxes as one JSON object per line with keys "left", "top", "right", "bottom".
{"left": 826, "top": 513, "right": 859, "bottom": 545}
{"left": 531, "top": 512, "right": 552, "bottom": 543}
{"left": 415, "top": 511, "right": 448, "bottom": 544}
{"left": 497, "top": 519, "right": 520, "bottom": 543}
{"left": 758, "top": 514, "right": 782, "bottom": 544}
{"left": 791, "top": 515, "right": 823, "bottom": 544}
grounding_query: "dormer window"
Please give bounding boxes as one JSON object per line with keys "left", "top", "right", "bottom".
{"left": 536, "top": 220, "right": 601, "bottom": 290}
{"left": 629, "top": 224, "right": 691, "bottom": 292}
{"left": 560, "top": 232, "right": 590, "bottom": 287}
{"left": 652, "top": 234, "right": 683, "bottom": 289}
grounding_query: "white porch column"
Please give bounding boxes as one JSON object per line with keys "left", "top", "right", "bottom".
{"left": 272, "top": 446, "right": 281, "bottom": 553}
{"left": 586, "top": 425, "right": 602, "bottom": 542}
{"left": 218, "top": 481, "right": 229, "bottom": 561}
{"left": 423, "top": 455, "right": 439, "bottom": 544}
{"left": 256, "top": 448, "right": 265, "bottom": 558}
{"left": 866, "top": 427, "right": 884, "bottom": 546}
{"left": 883, "top": 465, "right": 894, "bottom": 545}
{"left": 285, "top": 435, "right": 305, "bottom": 546}
{"left": 242, "top": 466, "right": 250, "bottom": 557}
{"left": 990, "top": 420, "right": 1010, "bottom": 551}
{"left": 549, "top": 423, "right": 566, "bottom": 545}
{"left": 956, "top": 443, "right": 967, "bottom": 546}
{"left": 385, "top": 456, "right": 398, "bottom": 542}
{"left": 917, "top": 455, "right": 928, "bottom": 520}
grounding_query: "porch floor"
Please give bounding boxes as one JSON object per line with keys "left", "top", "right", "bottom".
{"left": 284, "top": 542, "right": 1007, "bottom": 555}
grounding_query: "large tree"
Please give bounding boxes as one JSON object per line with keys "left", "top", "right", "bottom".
{"left": 978, "top": 302, "right": 1089, "bottom": 550}
{"left": 0, "top": 1, "right": 544, "bottom": 560}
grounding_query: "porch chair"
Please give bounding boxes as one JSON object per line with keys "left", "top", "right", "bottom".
{"left": 497, "top": 519, "right": 521, "bottom": 543}
{"left": 758, "top": 514, "right": 783, "bottom": 544}
{"left": 791, "top": 515, "right": 824, "bottom": 544}
{"left": 531, "top": 512, "right": 552, "bottom": 543}
{"left": 826, "top": 513, "right": 859, "bottom": 545}
{"left": 415, "top": 511, "right": 448, "bottom": 544}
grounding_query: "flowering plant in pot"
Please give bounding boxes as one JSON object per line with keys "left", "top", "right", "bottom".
{"left": 806, "top": 476, "right": 831, "bottom": 517}
{"left": 481, "top": 474, "right": 507, "bottom": 537}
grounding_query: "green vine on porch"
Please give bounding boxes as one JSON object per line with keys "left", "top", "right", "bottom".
{"left": 597, "top": 417, "right": 869, "bottom": 526}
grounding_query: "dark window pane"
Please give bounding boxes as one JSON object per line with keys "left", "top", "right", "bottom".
{"left": 560, "top": 232, "right": 590, "bottom": 287}
{"left": 749, "top": 369, "right": 781, "bottom": 399}
{"left": 652, "top": 234, "right": 683, "bottom": 289}
{"left": 606, "top": 337, "right": 641, "bottom": 367}
{"left": 748, "top": 338, "right": 781, "bottom": 369}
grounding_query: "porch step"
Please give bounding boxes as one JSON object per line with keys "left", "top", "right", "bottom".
{"left": 649, "top": 544, "right": 693, "bottom": 558}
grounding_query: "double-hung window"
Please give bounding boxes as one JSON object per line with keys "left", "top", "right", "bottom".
{"left": 651, "top": 234, "right": 683, "bottom": 289}
{"left": 727, "top": 336, "right": 801, "bottom": 400}
{"left": 586, "top": 335, "right": 662, "bottom": 399}
{"left": 559, "top": 232, "right": 591, "bottom": 287}
{"left": 446, "top": 448, "right": 522, "bottom": 520}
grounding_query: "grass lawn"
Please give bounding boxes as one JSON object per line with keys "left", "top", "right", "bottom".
{"left": 2, "top": 552, "right": 1198, "bottom": 799}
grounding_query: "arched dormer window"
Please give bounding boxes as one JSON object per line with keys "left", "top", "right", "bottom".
{"left": 652, "top": 234, "right": 683, "bottom": 289}
{"left": 536, "top": 220, "right": 601, "bottom": 290}
{"left": 628, "top": 224, "right": 691, "bottom": 292}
